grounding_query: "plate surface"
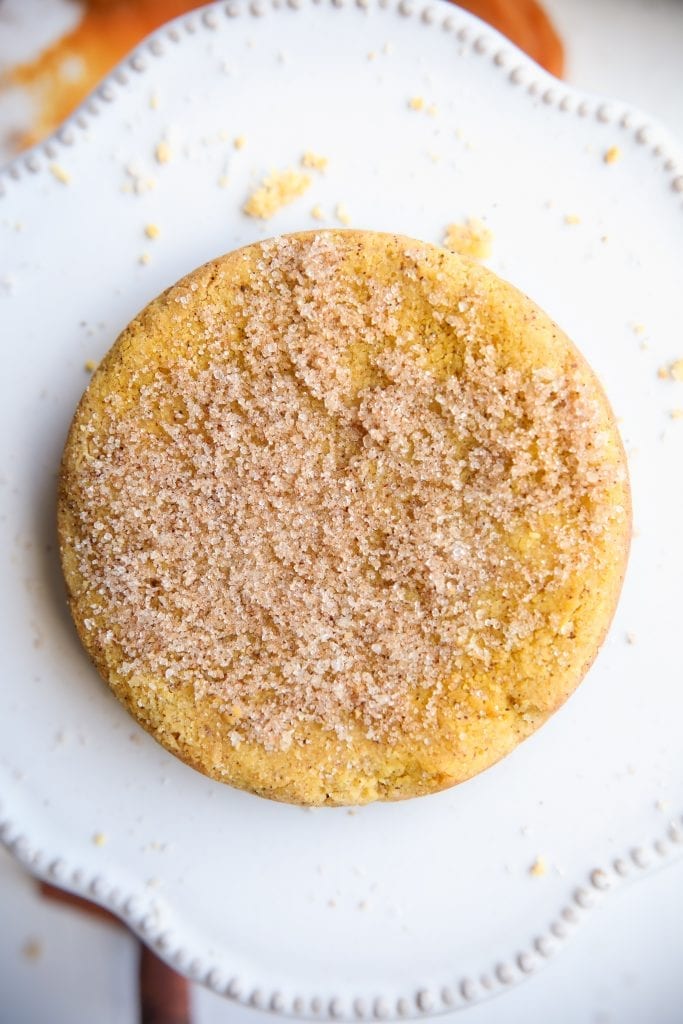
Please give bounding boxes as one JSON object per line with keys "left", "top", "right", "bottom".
{"left": 1, "top": 1, "right": 683, "bottom": 1019}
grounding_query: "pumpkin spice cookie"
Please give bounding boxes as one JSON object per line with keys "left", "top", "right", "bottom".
{"left": 58, "top": 231, "right": 629, "bottom": 805}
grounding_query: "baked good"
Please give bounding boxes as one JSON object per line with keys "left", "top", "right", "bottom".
{"left": 58, "top": 231, "right": 630, "bottom": 805}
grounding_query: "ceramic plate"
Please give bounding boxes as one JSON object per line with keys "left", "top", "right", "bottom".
{"left": 1, "top": 1, "right": 683, "bottom": 1019}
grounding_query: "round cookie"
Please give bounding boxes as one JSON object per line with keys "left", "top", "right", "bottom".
{"left": 58, "top": 231, "right": 630, "bottom": 805}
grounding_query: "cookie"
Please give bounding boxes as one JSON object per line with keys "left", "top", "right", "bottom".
{"left": 58, "top": 231, "right": 630, "bottom": 805}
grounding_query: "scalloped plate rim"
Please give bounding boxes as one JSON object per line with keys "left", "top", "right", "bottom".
{"left": 1, "top": 1, "right": 683, "bottom": 1020}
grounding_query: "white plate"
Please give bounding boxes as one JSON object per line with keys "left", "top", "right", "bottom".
{"left": 1, "top": 1, "right": 683, "bottom": 1019}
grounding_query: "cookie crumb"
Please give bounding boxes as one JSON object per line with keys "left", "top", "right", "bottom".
{"left": 234, "top": 135, "right": 247, "bottom": 150}
{"left": 49, "top": 163, "right": 71, "bottom": 185}
{"left": 657, "top": 366, "right": 670, "bottom": 380}
{"left": 139, "top": 252, "right": 151, "bottom": 266}
{"left": 335, "top": 203, "right": 351, "bottom": 226}
{"left": 625, "top": 632, "right": 636, "bottom": 645}
{"left": 149, "top": 92, "right": 160, "bottom": 110}
{"left": 427, "top": 104, "right": 438, "bottom": 117}
{"left": 671, "top": 409, "right": 683, "bottom": 420}
{"left": 564, "top": 214, "right": 581, "bottom": 226}
{"left": 84, "top": 360, "right": 97, "bottom": 373}
{"left": 383, "top": 41, "right": 394, "bottom": 55}
{"left": 603, "top": 145, "right": 621, "bottom": 165}
{"left": 92, "top": 832, "right": 107, "bottom": 847}
{"left": 408, "top": 96, "right": 425, "bottom": 111}
{"left": 631, "top": 323, "right": 646, "bottom": 335}
{"left": 244, "top": 169, "right": 311, "bottom": 219}
{"left": 670, "top": 359, "right": 683, "bottom": 381}
{"left": 529, "top": 856, "right": 547, "bottom": 877}
{"left": 311, "top": 204, "right": 326, "bottom": 221}
{"left": 301, "top": 151, "right": 328, "bottom": 172}
{"left": 367, "top": 50, "right": 377, "bottom": 61}
{"left": 218, "top": 175, "right": 230, "bottom": 188}
{"left": 443, "top": 218, "right": 492, "bottom": 260}
{"left": 21, "top": 939, "right": 42, "bottom": 961}
{"left": 154, "top": 141, "right": 172, "bottom": 164}
{"left": 144, "top": 223, "right": 160, "bottom": 240}
{"left": 124, "top": 164, "right": 157, "bottom": 194}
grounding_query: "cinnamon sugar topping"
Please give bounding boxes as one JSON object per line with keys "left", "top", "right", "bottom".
{"left": 70, "top": 235, "right": 624, "bottom": 752}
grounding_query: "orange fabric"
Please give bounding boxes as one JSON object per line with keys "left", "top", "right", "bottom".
{"left": 456, "top": 0, "right": 564, "bottom": 77}
{"left": 8, "top": 1, "right": 208, "bottom": 149}
{"left": 7, "top": 0, "right": 564, "bottom": 152}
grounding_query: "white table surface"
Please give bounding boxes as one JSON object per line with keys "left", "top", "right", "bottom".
{"left": 1, "top": 0, "right": 682, "bottom": 1021}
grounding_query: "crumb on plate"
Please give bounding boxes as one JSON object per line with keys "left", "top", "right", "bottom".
{"left": 529, "top": 856, "right": 547, "bottom": 877}
{"left": 49, "top": 163, "right": 71, "bottom": 185}
{"left": 154, "top": 141, "right": 172, "bottom": 164}
{"left": 244, "top": 169, "right": 311, "bottom": 219}
{"left": 21, "top": 939, "right": 42, "bottom": 961}
{"left": 302, "top": 151, "right": 328, "bottom": 172}
{"left": 443, "top": 218, "right": 492, "bottom": 260}
{"left": 335, "top": 202, "right": 351, "bottom": 226}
